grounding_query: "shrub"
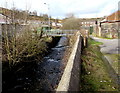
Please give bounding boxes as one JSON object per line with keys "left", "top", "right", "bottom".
{"left": 2, "top": 26, "right": 48, "bottom": 67}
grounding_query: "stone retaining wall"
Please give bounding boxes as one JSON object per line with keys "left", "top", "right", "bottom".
{"left": 56, "top": 32, "right": 83, "bottom": 92}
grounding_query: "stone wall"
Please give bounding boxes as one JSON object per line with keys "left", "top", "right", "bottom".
{"left": 56, "top": 32, "right": 83, "bottom": 92}
{"left": 101, "top": 23, "right": 118, "bottom": 38}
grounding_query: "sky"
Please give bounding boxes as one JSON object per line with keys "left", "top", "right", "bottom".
{"left": 0, "top": 0, "right": 119, "bottom": 19}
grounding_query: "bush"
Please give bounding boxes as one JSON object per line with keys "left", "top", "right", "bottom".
{"left": 2, "top": 26, "right": 49, "bottom": 67}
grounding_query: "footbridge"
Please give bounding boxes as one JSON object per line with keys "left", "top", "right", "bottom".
{"left": 43, "top": 30, "right": 79, "bottom": 36}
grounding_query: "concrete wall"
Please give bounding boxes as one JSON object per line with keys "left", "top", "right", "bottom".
{"left": 56, "top": 32, "right": 83, "bottom": 92}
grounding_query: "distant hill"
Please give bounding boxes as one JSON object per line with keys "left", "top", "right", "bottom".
{"left": 0, "top": 7, "right": 62, "bottom": 23}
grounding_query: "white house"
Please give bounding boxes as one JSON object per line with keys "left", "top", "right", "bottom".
{"left": 0, "top": 14, "right": 11, "bottom": 24}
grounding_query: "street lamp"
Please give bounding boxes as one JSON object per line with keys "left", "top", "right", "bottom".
{"left": 44, "top": 3, "right": 51, "bottom": 31}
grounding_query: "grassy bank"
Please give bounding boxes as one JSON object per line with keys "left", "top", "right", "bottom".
{"left": 80, "top": 38, "right": 118, "bottom": 92}
{"left": 104, "top": 54, "right": 119, "bottom": 74}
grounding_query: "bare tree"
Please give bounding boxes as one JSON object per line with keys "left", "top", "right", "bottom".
{"left": 2, "top": 4, "right": 48, "bottom": 67}
{"left": 2, "top": 3, "right": 30, "bottom": 66}
{"left": 62, "top": 17, "right": 81, "bottom": 30}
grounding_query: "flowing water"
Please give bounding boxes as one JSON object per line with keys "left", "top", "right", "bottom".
{"left": 33, "top": 37, "right": 69, "bottom": 92}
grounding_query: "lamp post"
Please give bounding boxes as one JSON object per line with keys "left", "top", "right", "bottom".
{"left": 44, "top": 3, "right": 50, "bottom": 31}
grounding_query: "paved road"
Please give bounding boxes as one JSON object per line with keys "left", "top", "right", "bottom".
{"left": 90, "top": 36, "right": 119, "bottom": 54}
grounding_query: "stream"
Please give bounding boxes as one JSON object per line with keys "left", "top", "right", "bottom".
{"left": 33, "top": 37, "right": 68, "bottom": 92}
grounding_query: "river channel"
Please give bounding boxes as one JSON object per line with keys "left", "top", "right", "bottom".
{"left": 2, "top": 36, "right": 69, "bottom": 93}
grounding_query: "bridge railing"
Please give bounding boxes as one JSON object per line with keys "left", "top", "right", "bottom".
{"left": 44, "top": 30, "right": 79, "bottom": 36}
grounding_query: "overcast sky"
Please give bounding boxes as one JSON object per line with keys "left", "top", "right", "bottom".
{"left": 0, "top": 0, "right": 119, "bottom": 19}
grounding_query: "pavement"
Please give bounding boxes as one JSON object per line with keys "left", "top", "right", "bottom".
{"left": 90, "top": 35, "right": 119, "bottom": 64}
{"left": 90, "top": 36, "right": 119, "bottom": 54}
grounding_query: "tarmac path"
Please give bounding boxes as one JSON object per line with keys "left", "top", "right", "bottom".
{"left": 90, "top": 36, "right": 119, "bottom": 54}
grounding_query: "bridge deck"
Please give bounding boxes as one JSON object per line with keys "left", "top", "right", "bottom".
{"left": 44, "top": 34, "right": 74, "bottom": 36}
{"left": 43, "top": 30, "right": 79, "bottom": 36}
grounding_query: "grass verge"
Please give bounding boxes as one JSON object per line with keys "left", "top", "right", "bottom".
{"left": 80, "top": 38, "right": 118, "bottom": 92}
{"left": 104, "top": 54, "right": 119, "bottom": 74}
